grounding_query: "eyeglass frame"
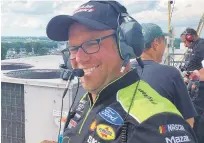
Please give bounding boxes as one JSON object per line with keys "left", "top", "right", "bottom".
{"left": 67, "top": 33, "right": 115, "bottom": 60}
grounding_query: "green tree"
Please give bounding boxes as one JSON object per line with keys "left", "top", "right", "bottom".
{"left": 32, "top": 42, "right": 41, "bottom": 54}
{"left": 24, "top": 42, "right": 32, "bottom": 53}
{"left": 174, "top": 38, "right": 182, "bottom": 49}
{"left": 1, "top": 44, "right": 8, "bottom": 60}
{"left": 15, "top": 46, "right": 21, "bottom": 54}
{"left": 38, "top": 47, "right": 49, "bottom": 55}
{"left": 14, "top": 42, "right": 24, "bottom": 54}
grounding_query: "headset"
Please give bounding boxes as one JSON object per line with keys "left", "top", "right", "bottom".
{"left": 60, "top": 43, "right": 74, "bottom": 80}
{"left": 95, "top": 1, "right": 145, "bottom": 71}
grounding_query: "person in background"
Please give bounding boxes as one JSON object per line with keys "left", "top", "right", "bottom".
{"left": 131, "top": 23, "right": 197, "bottom": 128}
{"left": 180, "top": 28, "right": 204, "bottom": 114}
{"left": 181, "top": 28, "right": 204, "bottom": 143}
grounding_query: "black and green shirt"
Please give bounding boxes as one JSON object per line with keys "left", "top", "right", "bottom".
{"left": 63, "top": 69, "right": 197, "bottom": 143}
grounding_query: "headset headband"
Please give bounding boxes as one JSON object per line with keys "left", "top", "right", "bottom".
{"left": 97, "top": 1, "right": 127, "bottom": 14}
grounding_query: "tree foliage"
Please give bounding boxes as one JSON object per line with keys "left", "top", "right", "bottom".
{"left": 1, "top": 43, "right": 8, "bottom": 60}
{"left": 1, "top": 40, "right": 59, "bottom": 57}
{"left": 174, "top": 38, "right": 182, "bottom": 49}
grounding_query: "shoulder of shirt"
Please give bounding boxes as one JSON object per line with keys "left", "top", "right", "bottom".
{"left": 132, "top": 60, "right": 182, "bottom": 78}
{"left": 143, "top": 61, "right": 180, "bottom": 74}
{"left": 159, "top": 64, "right": 182, "bottom": 77}
{"left": 194, "top": 38, "right": 204, "bottom": 48}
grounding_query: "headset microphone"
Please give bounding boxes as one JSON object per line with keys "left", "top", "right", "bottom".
{"left": 74, "top": 69, "right": 84, "bottom": 78}
{"left": 136, "top": 57, "right": 144, "bottom": 69}
{"left": 59, "top": 69, "right": 84, "bottom": 141}
{"left": 62, "top": 69, "right": 84, "bottom": 98}
{"left": 120, "top": 54, "right": 130, "bottom": 72}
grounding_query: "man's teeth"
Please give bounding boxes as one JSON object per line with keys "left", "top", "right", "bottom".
{"left": 84, "top": 67, "right": 96, "bottom": 73}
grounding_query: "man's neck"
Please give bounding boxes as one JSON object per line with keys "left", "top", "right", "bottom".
{"left": 91, "top": 93, "right": 97, "bottom": 103}
{"left": 88, "top": 67, "right": 130, "bottom": 105}
{"left": 141, "top": 53, "right": 155, "bottom": 61}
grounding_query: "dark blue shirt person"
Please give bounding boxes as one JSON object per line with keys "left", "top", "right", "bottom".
{"left": 131, "top": 23, "right": 197, "bottom": 128}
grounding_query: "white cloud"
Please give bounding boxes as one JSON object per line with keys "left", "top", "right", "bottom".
{"left": 133, "top": 10, "right": 167, "bottom": 22}
{"left": 2, "top": 1, "right": 55, "bottom": 15}
{"left": 2, "top": 13, "right": 47, "bottom": 29}
{"left": 170, "top": 0, "right": 204, "bottom": 20}
{"left": 14, "top": 17, "right": 45, "bottom": 29}
{"left": 130, "top": 0, "right": 204, "bottom": 36}
{"left": 133, "top": 0, "right": 204, "bottom": 21}
{"left": 1, "top": 0, "right": 204, "bottom": 37}
{"left": 53, "top": 1, "right": 87, "bottom": 15}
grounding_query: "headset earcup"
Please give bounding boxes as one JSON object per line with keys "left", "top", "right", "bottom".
{"left": 116, "top": 27, "right": 136, "bottom": 60}
{"left": 118, "top": 21, "right": 144, "bottom": 59}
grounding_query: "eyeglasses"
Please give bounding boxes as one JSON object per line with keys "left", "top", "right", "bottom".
{"left": 68, "top": 33, "right": 115, "bottom": 60}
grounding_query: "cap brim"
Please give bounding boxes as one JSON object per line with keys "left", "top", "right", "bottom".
{"left": 163, "top": 32, "right": 171, "bottom": 36}
{"left": 46, "top": 15, "right": 112, "bottom": 41}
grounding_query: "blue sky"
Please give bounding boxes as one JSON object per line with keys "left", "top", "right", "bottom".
{"left": 1, "top": 0, "right": 204, "bottom": 38}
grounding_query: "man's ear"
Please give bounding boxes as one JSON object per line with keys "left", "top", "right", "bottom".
{"left": 152, "top": 39, "right": 159, "bottom": 51}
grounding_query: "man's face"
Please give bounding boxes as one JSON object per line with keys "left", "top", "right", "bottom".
{"left": 68, "top": 23, "right": 124, "bottom": 94}
{"left": 181, "top": 35, "right": 191, "bottom": 47}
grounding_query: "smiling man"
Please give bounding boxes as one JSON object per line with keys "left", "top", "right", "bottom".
{"left": 68, "top": 23, "right": 123, "bottom": 101}
{"left": 47, "top": 1, "right": 197, "bottom": 143}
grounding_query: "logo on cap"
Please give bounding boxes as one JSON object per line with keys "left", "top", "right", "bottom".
{"left": 74, "top": 4, "right": 95, "bottom": 14}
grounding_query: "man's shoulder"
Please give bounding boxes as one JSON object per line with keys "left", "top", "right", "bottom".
{"left": 117, "top": 80, "right": 182, "bottom": 123}
{"left": 128, "top": 112, "right": 197, "bottom": 143}
{"left": 198, "top": 38, "right": 204, "bottom": 44}
{"left": 195, "top": 38, "right": 204, "bottom": 50}
{"left": 161, "top": 64, "right": 181, "bottom": 74}
{"left": 142, "top": 61, "right": 181, "bottom": 77}
{"left": 141, "top": 60, "right": 178, "bottom": 71}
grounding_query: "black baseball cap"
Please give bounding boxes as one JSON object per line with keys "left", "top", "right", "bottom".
{"left": 46, "top": 1, "right": 122, "bottom": 41}
{"left": 181, "top": 28, "right": 197, "bottom": 36}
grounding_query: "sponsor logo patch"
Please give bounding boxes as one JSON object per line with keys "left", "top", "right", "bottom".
{"left": 90, "top": 120, "right": 97, "bottom": 131}
{"left": 68, "top": 119, "right": 77, "bottom": 129}
{"left": 76, "top": 100, "right": 86, "bottom": 112}
{"left": 138, "top": 88, "right": 157, "bottom": 104}
{"left": 74, "top": 113, "right": 81, "bottom": 120}
{"left": 96, "top": 124, "right": 115, "bottom": 140}
{"left": 87, "top": 135, "right": 100, "bottom": 143}
{"left": 159, "top": 124, "right": 185, "bottom": 134}
{"left": 165, "top": 135, "right": 190, "bottom": 143}
{"left": 99, "top": 107, "right": 124, "bottom": 125}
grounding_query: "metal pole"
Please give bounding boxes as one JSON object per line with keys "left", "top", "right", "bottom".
{"left": 168, "top": 1, "right": 172, "bottom": 33}
{"left": 197, "top": 13, "right": 204, "bottom": 36}
{"left": 167, "top": 1, "right": 172, "bottom": 65}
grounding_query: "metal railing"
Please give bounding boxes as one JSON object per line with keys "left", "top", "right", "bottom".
{"left": 163, "top": 52, "right": 189, "bottom": 69}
